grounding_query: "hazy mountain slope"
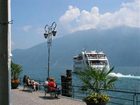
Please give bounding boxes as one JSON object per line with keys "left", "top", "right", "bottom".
{"left": 12, "top": 27, "right": 140, "bottom": 78}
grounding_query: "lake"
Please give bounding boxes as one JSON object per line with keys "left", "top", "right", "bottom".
{"left": 20, "top": 66, "right": 140, "bottom": 105}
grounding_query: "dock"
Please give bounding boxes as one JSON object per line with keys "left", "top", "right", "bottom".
{"left": 11, "top": 87, "right": 86, "bottom": 105}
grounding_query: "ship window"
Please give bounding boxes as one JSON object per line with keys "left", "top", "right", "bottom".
{"left": 98, "top": 54, "right": 105, "bottom": 59}
{"left": 90, "top": 60, "right": 107, "bottom": 65}
{"left": 87, "top": 54, "right": 97, "bottom": 59}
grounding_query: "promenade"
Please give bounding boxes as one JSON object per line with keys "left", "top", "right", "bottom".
{"left": 11, "top": 87, "right": 86, "bottom": 105}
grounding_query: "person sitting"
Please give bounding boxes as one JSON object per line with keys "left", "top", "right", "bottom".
{"left": 44, "top": 78, "right": 49, "bottom": 87}
{"left": 23, "top": 75, "right": 28, "bottom": 89}
{"left": 47, "top": 78, "right": 61, "bottom": 98}
{"left": 47, "top": 78, "right": 56, "bottom": 92}
{"left": 31, "top": 80, "right": 39, "bottom": 91}
{"left": 23, "top": 75, "right": 27, "bottom": 85}
{"left": 23, "top": 76, "right": 32, "bottom": 90}
{"left": 26, "top": 76, "right": 32, "bottom": 87}
{"left": 43, "top": 78, "right": 50, "bottom": 95}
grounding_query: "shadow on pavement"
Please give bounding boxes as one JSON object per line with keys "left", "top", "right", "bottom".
{"left": 20, "top": 89, "right": 33, "bottom": 93}
{"left": 39, "top": 96, "right": 60, "bottom": 100}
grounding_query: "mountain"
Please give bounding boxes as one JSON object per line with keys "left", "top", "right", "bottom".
{"left": 12, "top": 27, "right": 140, "bottom": 79}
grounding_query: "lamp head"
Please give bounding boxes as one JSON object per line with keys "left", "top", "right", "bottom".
{"left": 52, "top": 30, "right": 57, "bottom": 36}
{"left": 44, "top": 33, "right": 48, "bottom": 38}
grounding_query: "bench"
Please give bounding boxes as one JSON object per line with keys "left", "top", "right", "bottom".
{"left": 44, "top": 86, "right": 61, "bottom": 98}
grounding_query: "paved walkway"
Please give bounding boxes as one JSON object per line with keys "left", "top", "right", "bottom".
{"left": 11, "top": 88, "right": 86, "bottom": 105}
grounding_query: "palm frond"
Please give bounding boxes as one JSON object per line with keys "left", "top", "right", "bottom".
{"left": 75, "top": 67, "right": 118, "bottom": 94}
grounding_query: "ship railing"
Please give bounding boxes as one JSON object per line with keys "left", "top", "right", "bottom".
{"left": 87, "top": 56, "right": 106, "bottom": 59}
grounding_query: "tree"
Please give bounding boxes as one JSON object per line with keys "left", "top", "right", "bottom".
{"left": 11, "top": 61, "right": 22, "bottom": 80}
{"left": 75, "top": 67, "right": 118, "bottom": 105}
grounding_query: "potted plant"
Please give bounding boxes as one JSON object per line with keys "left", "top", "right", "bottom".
{"left": 11, "top": 61, "right": 23, "bottom": 89}
{"left": 75, "top": 67, "right": 117, "bottom": 105}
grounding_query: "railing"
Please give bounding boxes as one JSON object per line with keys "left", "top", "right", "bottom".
{"left": 19, "top": 78, "right": 140, "bottom": 105}
{"left": 71, "top": 85, "right": 140, "bottom": 105}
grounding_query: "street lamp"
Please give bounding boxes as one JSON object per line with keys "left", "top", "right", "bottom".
{"left": 44, "top": 22, "right": 57, "bottom": 78}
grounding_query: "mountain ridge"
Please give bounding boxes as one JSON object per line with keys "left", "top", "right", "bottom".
{"left": 12, "top": 26, "right": 140, "bottom": 78}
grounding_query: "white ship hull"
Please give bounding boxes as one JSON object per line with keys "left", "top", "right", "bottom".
{"left": 73, "top": 51, "right": 110, "bottom": 72}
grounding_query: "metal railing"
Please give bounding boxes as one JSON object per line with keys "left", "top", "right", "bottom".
{"left": 19, "top": 78, "right": 140, "bottom": 105}
{"left": 71, "top": 85, "right": 140, "bottom": 105}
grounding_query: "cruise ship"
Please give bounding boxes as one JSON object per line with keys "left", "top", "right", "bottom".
{"left": 73, "top": 51, "right": 110, "bottom": 71}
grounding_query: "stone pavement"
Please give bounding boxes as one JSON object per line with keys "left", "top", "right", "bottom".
{"left": 11, "top": 88, "right": 86, "bottom": 105}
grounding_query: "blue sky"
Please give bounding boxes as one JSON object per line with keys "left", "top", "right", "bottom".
{"left": 11, "top": 0, "right": 140, "bottom": 50}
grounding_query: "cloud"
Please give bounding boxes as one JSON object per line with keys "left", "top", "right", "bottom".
{"left": 22, "top": 25, "right": 32, "bottom": 32}
{"left": 59, "top": 0, "right": 140, "bottom": 33}
{"left": 59, "top": 5, "right": 80, "bottom": 24}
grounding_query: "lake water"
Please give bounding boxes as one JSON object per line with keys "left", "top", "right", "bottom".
{"left": 21, "top": 66, "right": 140, "bottom": 89}
{"left": 20, "top": 66, "right": 140, "bottom": 105}
{"left": 72, "top": 66, "right": 140, "bottom": 105}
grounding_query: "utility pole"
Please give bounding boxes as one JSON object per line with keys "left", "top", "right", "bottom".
{"left": 0, "top": 0, "right": 11, "bottom": 105}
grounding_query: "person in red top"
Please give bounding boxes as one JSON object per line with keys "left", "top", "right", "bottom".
{"left": 47, "top": 78, "right": 57, "bottom": 92}
{"left": 46, "top": 77, "right": 61, "bottom": 98}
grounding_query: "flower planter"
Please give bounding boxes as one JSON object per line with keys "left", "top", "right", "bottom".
{"left": 11, "top": 82, "right": 19, "bottom": 89}
{"left": 11, "top": 79, "right": 20, "bottom": 89}
{"left": 86, "top": 102, "right": 106, "bottom": 105}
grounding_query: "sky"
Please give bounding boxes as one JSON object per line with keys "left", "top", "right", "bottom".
{"left": 11, "top": 0, "right": 140, "bottom": 50}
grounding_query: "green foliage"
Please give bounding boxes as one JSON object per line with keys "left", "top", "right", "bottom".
{"left": 75, "top": 67, "right": 117, "bottom": 103}
{"left": 11, "top": 61, "right": 23, "bottom": 80}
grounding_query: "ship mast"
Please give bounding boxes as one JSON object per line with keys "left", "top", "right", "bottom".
{"left": 0, "top": 0, "right": 11, "bottom": 105}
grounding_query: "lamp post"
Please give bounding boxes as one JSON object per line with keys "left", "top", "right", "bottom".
{"left": 44, "top": 22, "right": 57, "bottom": 78}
